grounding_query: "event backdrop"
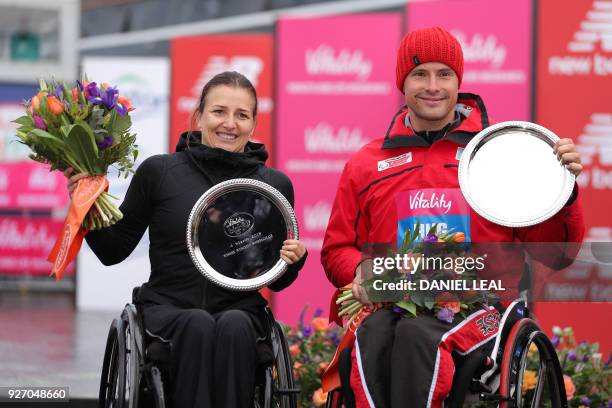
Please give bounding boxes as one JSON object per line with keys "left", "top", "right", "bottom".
{"left": 274, "top": 14, "right": 402, "bottom": 323}
{"left": 170, "top": 34, "right": 274, "bottom": 159}
{"left": 78, "top": 57, "right": 170, "bottom": 310}
{"left": 406, "top": 0, "right": 533, "bottom": 122}
{"left": 535, "top": 0, "right": 612, "bottom": 352}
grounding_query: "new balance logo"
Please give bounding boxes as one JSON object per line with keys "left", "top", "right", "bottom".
{"left": 548, "top": 1, "right": 612, "bottom": 76}
{"left": 575, "top": 113, "right": 612, "bottom": 191}
{"left": 567, "top": 1, "right": 612, "bottom": 53}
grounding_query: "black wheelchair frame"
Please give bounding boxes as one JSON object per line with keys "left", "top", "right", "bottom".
{"left": 325, "top": 299, "right": 569, "bottom": 408}
{"left": 99, "top": 291, "right": 300, "bottom": 408}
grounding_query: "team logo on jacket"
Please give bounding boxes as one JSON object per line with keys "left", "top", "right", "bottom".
{"left": 378, "top": 152, "right": 412, "bottom": 171}
{"left": 395, "top": 188, "right": 471, "bottom": 246}
{"left": 475, "top": 310, "right": 501, "bottom": 336}
{"left": 223, "top": 212, "right": 254, "bottom": 237}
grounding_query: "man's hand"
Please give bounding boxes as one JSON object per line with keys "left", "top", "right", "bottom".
{"left": 554, "top": 138, "right": 582, "bottom": 177}
{"left": 352, "top": 261, "right": 373, "bottom": 308}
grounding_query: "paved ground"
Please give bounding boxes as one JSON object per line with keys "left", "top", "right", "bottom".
{"left": 0, "top": 292, "right": 116, "bottom": 401}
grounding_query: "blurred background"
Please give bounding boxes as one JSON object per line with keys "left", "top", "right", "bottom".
{"left": 0, "top": 0, "right": 610, "bottom": 403}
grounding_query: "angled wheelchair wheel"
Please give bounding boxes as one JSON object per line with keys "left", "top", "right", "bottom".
{"left": 100, "top": 317, "right": 127, "bottom": 408}
{"left": 100, "top": 306, "right": 144, "bottom": 408}
{"left": 264, "top": 321, "right": 298, "bottom": 408}
{"left": 499, "top": 318, "right": 568, "bottom": 408}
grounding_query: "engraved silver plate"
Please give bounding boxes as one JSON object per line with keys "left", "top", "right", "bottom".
{"left": 458, "top": 121, "right": 575, "bottom": 227}
{"left": 186, "top": 178, "right": 299, "bottom": 291}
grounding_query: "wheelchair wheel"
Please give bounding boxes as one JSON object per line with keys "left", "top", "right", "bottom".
{"left": 265, "top": 321, "right": 297, "bottom": 408}
{"left": 499, "top": 318, "right": 568, "bottom": 408}
{"left": 100, "top": 317, "right": 127, "bottom": 408}
{"left": 122, "top": 306, "right": 142, "bottom": 408}
{"left": 100, "top": 307, "right": 144, "bottom": 408}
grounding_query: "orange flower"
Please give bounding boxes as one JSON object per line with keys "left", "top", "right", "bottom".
{"left": 436, "top": 292, "right": 460, "bottom": 313}
{"left": 316, "top": 361, "right": 329, "bottom": 376}
{"left": 289, "top": 344, "right": 300, "bottom": 357}
{"left": 522, "top": 370, "right": 537, "bottom": 394}
{"left": 453, "top": 232, "right": 465, "bottom": 243}
{"left": 117, "top": 95, "right": 135, "bottom": 112}
{"left": 46, "top": 95, "right": 64, "bottom": 114}
{"left": 293, "top": 362, "right": 303, "bottom": 381}
{"left": 563, "top": 375, "right": 575, "bottom": 400}
{"left": 312, "top": 388, "right": 328, "bottom": 407}
{"left": 312, "top": 317, "right": 328, "bottom": 332}
{"left": 31, "top": 91, "right": 47, "bottom": 112}
{"left": 101, "top": 82, "right": 109, "bottom": 90}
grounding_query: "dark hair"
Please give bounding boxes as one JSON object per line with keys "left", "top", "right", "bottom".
{"left": 190, "top": 71, "right": 258, "bottom": 130}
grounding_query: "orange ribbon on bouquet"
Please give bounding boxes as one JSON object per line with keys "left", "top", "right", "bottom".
{"left": 48, "top": 175, "right": 109, "bottom": 280}
{"left": 322, "top": 288, "right": 372, "bottom": 393}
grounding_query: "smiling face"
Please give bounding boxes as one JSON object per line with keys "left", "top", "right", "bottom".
{"left": 197, "top": 85, "right": 256, "bottom": 153}
{"left": 403, "top": 62, "right": 459, "bottom": 131}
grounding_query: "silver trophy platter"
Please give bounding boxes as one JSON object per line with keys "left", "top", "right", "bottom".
{"left": 458, "top": 121, "right": 575, "bottom": 227}
{"left": 186, "top": 178, "right": 299, "bottom": 291}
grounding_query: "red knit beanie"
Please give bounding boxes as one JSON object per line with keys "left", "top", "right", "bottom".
{"left": 396, "top": 26, "right": 464, "bottom": 91}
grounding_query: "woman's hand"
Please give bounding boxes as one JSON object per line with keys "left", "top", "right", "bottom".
{"left": 63, "top": 168, "right": 88, "bottom": 199}
{"left": 280, "top": 239, "right": 306, "bottom": 264}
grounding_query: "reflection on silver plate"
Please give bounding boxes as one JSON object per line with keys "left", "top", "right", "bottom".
{"left": 458, "top": 121, "right": 575, "bottom": 227}
{"left": 186, "top": 178, "right": 299, "bottom": 291}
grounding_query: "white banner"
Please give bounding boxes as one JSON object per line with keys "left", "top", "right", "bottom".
{"left": 77, "top": 57, "right": 170, "bottom": 311}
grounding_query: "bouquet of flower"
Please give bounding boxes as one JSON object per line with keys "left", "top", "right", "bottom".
{"left": 13, "top": 78, "right": 137, "bottom": 279}
{"left": 282, "top": 307, "right": 344, "bottom": 407}
{"left": 336, "top": 223, "right": 497, "bottom": 325}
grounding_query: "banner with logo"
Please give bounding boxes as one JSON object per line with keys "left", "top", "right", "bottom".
{"left": 535, "top": 0, "right": 612, "bottom": 352}
{"left": 170, "top": 35, "right": 273, "bottom": 158}
{"left": 275, "top": 14, "right": 402, "bottom": 323}
{"left": 406, "top": 0, "right": 533, "bottom": 121}
{"left": 0, "top": 216, "right": 75, "bottom": 276}
{"left": 0, "top": 161, "right": 68, "bottom": 210}
{"left": 78, "top": 57, "right": 170, "bottom": 310}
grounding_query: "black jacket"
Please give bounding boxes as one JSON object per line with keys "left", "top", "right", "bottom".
{"left": 86, "top": 131, "right": 306, "bottom": 314}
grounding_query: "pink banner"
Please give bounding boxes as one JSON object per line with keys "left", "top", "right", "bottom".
{"left": 275, "top": 14, "right": 402, "bottom": 324}
{"left": 407, "top": 0, "right": 533, "bottom": 122}
{"left": 0, "top": 216, "right": 75, "bottom": 276}
{"left": 0, "top": 161, "right": 68, "bottom": 210}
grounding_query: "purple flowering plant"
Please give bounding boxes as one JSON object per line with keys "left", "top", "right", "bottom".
{"left": 282, "top": 306, "right": 343, "bottom": 407}
{"left": 13, "top": 78, "right": 138, "bottom": 230}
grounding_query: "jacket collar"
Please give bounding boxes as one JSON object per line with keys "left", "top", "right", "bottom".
{"left": 382, "top": 92, "right": 490, "bottom": 149}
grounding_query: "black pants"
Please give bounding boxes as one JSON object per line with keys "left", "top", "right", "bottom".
{"left": 142, "top": 304, "right": 258, "bottom": 408}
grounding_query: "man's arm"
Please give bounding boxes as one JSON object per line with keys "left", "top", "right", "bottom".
{"left": 321, "top": 160, "right": 365, "bottom": 288}
{"left": 514, "top": 184, "right": 585, "bottom": 269}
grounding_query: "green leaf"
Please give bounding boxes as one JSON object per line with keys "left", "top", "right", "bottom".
{"left": 65, "top": 122, "right": 100, "bottom": 173}
{"left": 424, "top": 295, "right": 435, "bottom": 310}
{"left": 396, "top": 300, "right": 417, "bottom": 316}
{"left": 14, "top": 115, "right": 34, "bottom": 127}
{"left": 412, "top": 220, "right": 421, "bottom": 243}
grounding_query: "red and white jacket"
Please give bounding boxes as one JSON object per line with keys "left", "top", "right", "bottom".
{"left": 321, "top": 93, "right": 585, "bottom": 294}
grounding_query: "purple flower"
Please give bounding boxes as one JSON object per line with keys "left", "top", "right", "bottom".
{"left": 581, "top": 396, "right": 591, "bottom": 406}
{"left": 392, "top": 306, "right": 405, "bottom": 315}
{"left": 114, "top": 100, "right": 128, "bottom": 116}
{"left": 32, "top": 114, "right": 47, "bottom": 130}
{"left": 551, "top": 335, "right": 560, "bottom": 347}
{"left": 96, "top": 135, "right": 113, "bottom": 150}
{"left": 89, "top": 86, "right": 118, "bottom": 111}
{"left": 86, "top": 82, "right": 100, "bottom": 98}
{"left": 436, "top": 307, "right": 454, "bottom": 323}
{"left": 313, "top": 307, "right": 323, "bottom": 318}
{"left": 53, "top": 86, "right": 63, "bottom": 99}
{"left": 424, "top": 233, "right": 438, "bottom": 244}
{"left": 330, "top": 331, "right": 340, "bottom": 345}
{"left": 568, "top": 350, "right": 577, "bottom": 361}
{"left": 302, "top": 326, "right": 312, "bottom": 337}
{"left": 583, "top": 354, "right": 590, "bottom": 362}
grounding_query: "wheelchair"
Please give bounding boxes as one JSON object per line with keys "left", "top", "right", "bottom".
{"left": 99, "top": 288, "right": 300, "bottom": 408}
{"left": 325, "top": 299, "right": 568, "bottom": 408}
